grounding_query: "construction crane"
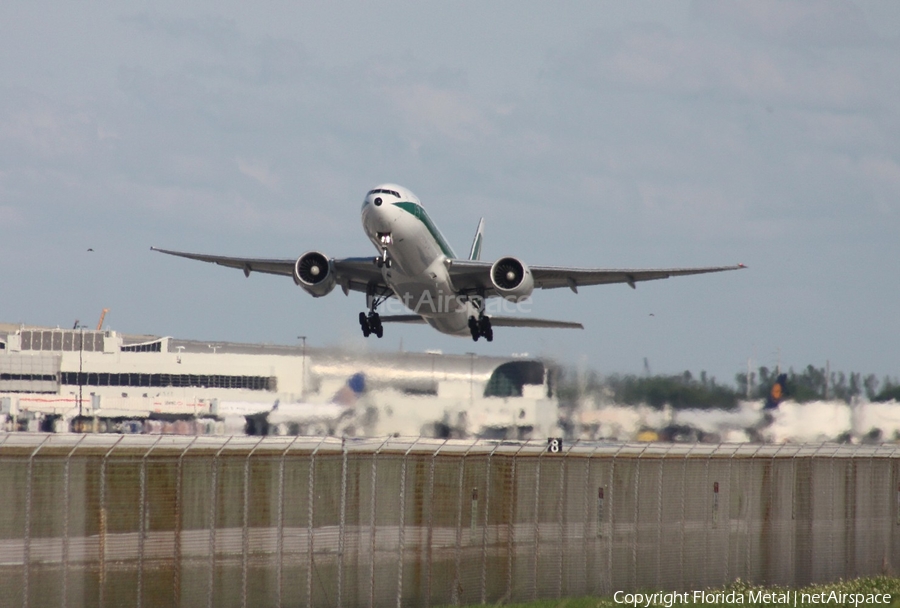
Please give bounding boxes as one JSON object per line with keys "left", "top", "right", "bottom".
{"left": 96, "top": 308, "right": 109, "bottom": 331}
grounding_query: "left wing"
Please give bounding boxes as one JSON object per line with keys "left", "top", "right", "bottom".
{"left": 151, "top": 247, "right": 387, "bottom": 295}
{"left": 151, "top": 247, "right": 295, "bottom": 277}
{"left": 447, "top": 259, "right": 746, "bottom": 295}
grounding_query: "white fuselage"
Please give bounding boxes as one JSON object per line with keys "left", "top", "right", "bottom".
{"left": 360, "top": 184, "right": 477, "bottom": 336}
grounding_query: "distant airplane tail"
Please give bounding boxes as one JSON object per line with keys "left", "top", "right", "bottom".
{"left": 763, "top": 373, "right": 787, "bottom": 409}
{"left": 332, "top": 372, "right": 367, "bottom": 406}
{"left": 468, "top": 217, "right": 485, "bottom": 261}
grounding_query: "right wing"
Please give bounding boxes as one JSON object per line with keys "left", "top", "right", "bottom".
{"left": 151, "top": 247, "right": 388, "bottom": 295}
{"left": 447, "top": 259, "right": 745, "bottom": 295}
{"left": 488, "top": 316, "right": 583, "bottom": 329}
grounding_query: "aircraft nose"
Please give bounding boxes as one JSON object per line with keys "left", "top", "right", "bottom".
{"left": 363, "top": 197, "right": 394, "bottom": 233}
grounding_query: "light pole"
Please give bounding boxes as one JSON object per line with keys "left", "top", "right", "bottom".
{"left": 77, "top": 325, "right": 85, "bottom": 423}
{"left": 297, "top": 336, "right": 307, "bottom": 399}
{"left": 466, "top": 352, "right": 476, "bottom": 405}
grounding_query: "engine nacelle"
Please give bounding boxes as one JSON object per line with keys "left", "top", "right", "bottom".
{"left": 293, "top": 251, "right": 336, "bottom": 297}
{"left": 490, "top": 256, "right": 534, "bottom": 301}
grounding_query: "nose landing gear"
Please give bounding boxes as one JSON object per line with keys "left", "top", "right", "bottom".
{"left": 375, "top": 233, "right": 393, "bottom": 268}
{"left": 375, "top": 248, "right": 392, "bottom": 268}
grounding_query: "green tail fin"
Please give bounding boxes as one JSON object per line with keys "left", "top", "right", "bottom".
{"left": 468, "top": 217, "right": 484, "bottom": 261}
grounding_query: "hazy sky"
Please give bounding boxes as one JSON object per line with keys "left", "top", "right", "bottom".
{"left": 2, "top": 1, "right": 899, "bottom": 384}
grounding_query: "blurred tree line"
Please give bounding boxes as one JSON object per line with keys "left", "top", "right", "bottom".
{"left": 556, "top": 364, "right": 900, "bottom": 410}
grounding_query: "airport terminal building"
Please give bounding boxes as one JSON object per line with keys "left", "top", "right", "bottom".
{"left": 0, "top": 323, "right": 560, "bottom": 437}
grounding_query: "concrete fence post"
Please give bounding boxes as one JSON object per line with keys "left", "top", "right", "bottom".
{"left": 98, "top": 435, "right": 124, "bottom": 608}
{"left": 506, "top": 442, "right": 527, "bottom": 603}
{"left": 275, "top": 436, "right": 299, "bottom": 608}
{"left": 657, "top": 444, "right": 674, "bottom": 588}
{"left": 452, "top": 441, "right": 477, "bottom": 606}
{"left": 207, "top": 437, "right": 233, "bottom": 608}
{"left": 61, "top": 435, "right": 86, "bottom": 608}
{"left": 583, "top": 444, "right": 601, "bottom": 595}
{"left": 425, "top": 439, "right": 449, "bottom": 608}
{"left": 633, "top": 443, "right": 650, "bottom": 587}
{"left": 173, "top": 436, "right": 198, "bottom": 606}
{"left": 724, "top": 444, "right": 738, "bottom": 584}
{"left": 480, "top": 443, "right": 498, "bottom": 604}
{"left": 369, "top": 437, "right": 391, "bottom": 608}
{"left": 679, "top": 444, "right": 698, "bottom": 590}
{"left": 747, "top": 443, "right": 764, "bottom": 581}
{"left": 242, "top": 437, "right": 265, "bottom": 608}
{"left": 137, "top": 436, "right": 163, "bottom": 608}
{"left": 556, "top": 439, "right": 573, "bottom": 599}
{"left": 532, "top": 442, "right": 544, "bottom": 602}
{"left": 337, "top": 438, "right": 349, "bottom": 608}
{"left": 396, "top": 438, "right": 420, "bottom": 608}
{"left": 703, "top": 445, "right": 716, "bottom": 587}
{"left": 306, "top": 436, "right": 327, "bottom": 608}
{"left": 608, "top": 444, "right": 626, "bottom": 594}
{"left": 21, "top": 434, "right": 50, "bottom": 608}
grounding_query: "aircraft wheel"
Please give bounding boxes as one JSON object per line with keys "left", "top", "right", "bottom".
{"left": 359, "top": 312, "right": 371, "bottom": 337}
{"left": 368, "top": 312, "right": 383, "bottom": 337}
{"left": 468, "top": 316, "right": 480, "bottom": 341}
{"left": 478, "top": 316, "right": 493, "bottom": 342}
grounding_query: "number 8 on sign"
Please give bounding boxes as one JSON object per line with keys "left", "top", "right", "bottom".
{"left": 547, "top": 438, "right": 562, "bottom": 453}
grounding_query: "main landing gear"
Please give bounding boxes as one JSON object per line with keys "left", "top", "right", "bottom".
{"left": 468, "top": 314, "right": 493, "bottom": 342}
{"left": 360, "top": 287, "right": 390, "bottom": 338}
{"left": 359, "top": 311, "right": 383, "bottom": 338}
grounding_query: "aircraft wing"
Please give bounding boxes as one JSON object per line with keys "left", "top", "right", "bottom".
{"left": 151, "top": 248, "right": 388, "bottom": 295}
{"left": 376, "top": 314, "right": 581, "bottom": 329}
{"left": 488, "top": 316, "right": 583, "bottom": 329}
{"left": 447, "top": 259, "right": 745, "bottom": 295}
{"left": 151, "top": 247, "right": 295, "bottom": 277}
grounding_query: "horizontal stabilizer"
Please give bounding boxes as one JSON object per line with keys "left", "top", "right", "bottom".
{"left": 378, "top": 315, "right": 427, "bottom": 324}
{"left": 488, "top": 316, "right": 583, "bottom": 329}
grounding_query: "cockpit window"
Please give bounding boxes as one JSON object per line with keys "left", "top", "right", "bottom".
{"left": 367, "top": 188, "right": 400, "bottom": 198}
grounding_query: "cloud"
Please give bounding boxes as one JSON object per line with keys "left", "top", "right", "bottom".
{"left": 548, "top": 16, "right": 897, "bottom": 111}
{"left": 379, "top": 83, "right": 492, "bottom": 143}
{"left": 237, "top": 157, "right": 280, "bottom": 191}
{"left": 0, "top": 205, "right": 24, "bottom": 227}
{"left": 120, "top": 11, "right": 308, "bottom": 86}
{"left": 690, "top": 0, "right": 874, "bottom": 47}
{"left": 0, "top": 92, "right": 96, "bottom": 161}
{"left": 120, "top": 12, "right": 243, "bottom": 52}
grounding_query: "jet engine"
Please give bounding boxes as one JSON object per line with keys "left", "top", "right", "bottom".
{"left": 293, "top": 251, "right": 336, "bottom": 297}
{"left": 490, "top": 256, "right": 534, "bottom": 301}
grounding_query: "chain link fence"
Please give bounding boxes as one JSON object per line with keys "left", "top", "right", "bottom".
{"left": 0, "top": 434, "right": 898, "bottom": 607}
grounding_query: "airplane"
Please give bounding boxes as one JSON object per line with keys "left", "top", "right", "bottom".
{"left": 152, "top": 183, "right": 745, "bottom": 342}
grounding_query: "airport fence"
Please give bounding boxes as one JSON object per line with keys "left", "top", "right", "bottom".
{"left": 0, "top": 435, "right": 898, "bottom": 607}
